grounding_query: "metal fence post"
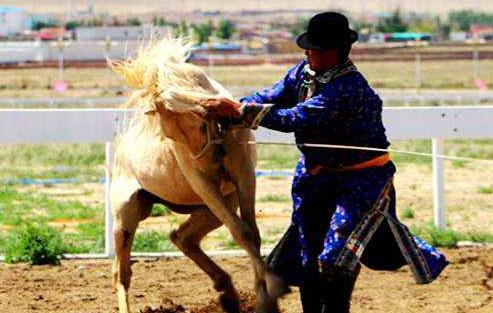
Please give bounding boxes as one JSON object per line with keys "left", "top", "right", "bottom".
{"left": 432, "top": 138, "right": 446, "bottom": 229}
{"left": 105, "top": 142, "right": 115, "bottom": 257}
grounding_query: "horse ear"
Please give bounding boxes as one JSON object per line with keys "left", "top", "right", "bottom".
{"left": 161, "top": 89, "right": 205, "bottom": 112}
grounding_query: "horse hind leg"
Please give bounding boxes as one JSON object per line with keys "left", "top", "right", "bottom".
{"left": 112, "top": 188, "right": 153, "bottom": 313}
{"left": 170, "top": 205, "right": 240, "bottom": 313}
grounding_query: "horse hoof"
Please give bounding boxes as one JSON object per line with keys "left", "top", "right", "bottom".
{"left": 265, "top": 272, "right": 290, "bottom": 299}
{"left": 219, "top": 293, "right": 240, "bottom": 313}
{"left": 255, "top": 299, "right": 280, "bottom": 313}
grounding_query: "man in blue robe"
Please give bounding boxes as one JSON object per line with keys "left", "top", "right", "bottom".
{"left": 206, "top": 12, "right": 448, "bottom": 313}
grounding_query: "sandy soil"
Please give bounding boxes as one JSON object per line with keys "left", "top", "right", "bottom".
{"left": 0, "top": 247, "right": 491, "bottom": 313}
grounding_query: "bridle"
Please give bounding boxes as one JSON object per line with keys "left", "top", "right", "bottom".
{"left": 193, "top": 119, "right": 226, "bottom": 159}
{"left": 188, "top": 112, "right": 227, "bottom": 160}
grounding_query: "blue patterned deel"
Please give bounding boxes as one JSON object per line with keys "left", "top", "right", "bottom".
{"left": 240, "top": 59, "right": 390, "bottom": 170}
{"left": 241, "top": 59, "right": 448, "bottom": 284}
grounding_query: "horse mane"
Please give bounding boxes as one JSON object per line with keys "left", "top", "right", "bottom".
{"left": 110, "top": 36, "right": 234, "bottom": 145}
{"left": 109, "top": 36, "right": 220, "bottom": 113}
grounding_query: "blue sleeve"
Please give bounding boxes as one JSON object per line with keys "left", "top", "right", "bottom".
{"left": 241, "top": 92, "right": 347, "bottom": 133}
{"left": 240, "top": 62, "right": 304, "bottom": 106}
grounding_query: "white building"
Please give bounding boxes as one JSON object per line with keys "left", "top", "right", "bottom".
{"left": 76, "top": 26, "right": 172, "bottom": 41}
{"left": 0, "top": 6, "right": 30, "bottom": 37}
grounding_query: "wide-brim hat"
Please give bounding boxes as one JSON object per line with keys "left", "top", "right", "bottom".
{"left": 296, "top": 12, "right": 359, "bottom": 50}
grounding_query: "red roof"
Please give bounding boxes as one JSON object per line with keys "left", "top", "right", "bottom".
{"left": 35, "top": 27, "right": 66, "bottom": 40}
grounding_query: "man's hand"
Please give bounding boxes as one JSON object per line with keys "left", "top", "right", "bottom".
{"left": 202, "top": 97, "right": 243, "bottom": 118}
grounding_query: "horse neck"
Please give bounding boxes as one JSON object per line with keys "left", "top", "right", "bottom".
{"left": 157, "top": 111, "right": 215, "bottom": 160}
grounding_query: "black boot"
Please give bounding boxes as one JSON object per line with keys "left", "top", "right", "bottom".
{"left": 300, "top": 277, "right": 321, "bottom": 313}
{"left": 300, "top": 265, "right": 322, "bottom": 313}
{"left": 319, "top": 265, "right": 360, "bottom": 313}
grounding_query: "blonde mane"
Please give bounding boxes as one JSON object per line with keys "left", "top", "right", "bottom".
{"left": 110, "top": 37, "right": 231, "bottom": 142}
{"left": 110, "top": 37, "right": 221, "bottom": 113}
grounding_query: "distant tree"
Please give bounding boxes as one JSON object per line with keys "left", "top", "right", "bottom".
{"left": 376, "top": 9, "right": 408, "bottom": 33}
{"left": 126, "top": 17, "right": 142, "bottom": 26}
{"left": 433, "top": 17, "right": 451, "bottom": 40}
{"left": 64, "top": 21, "right": 81, "bottom": 30}
{"left": 216, "top": 19, "right": 236, "bottom": 40}
{"left": 31, "top": 20, "right": 59, "bottom": 30}
{"left": 290, "top": 17, "right": 309, "bottom": 36}
{"left": 111, "top": 16, "right": 123, "bottom": 26}
{"left": 191, "top": 20, "right": 214, "bottom": 44}
{"left": 173, "top": 21, "right": 190, "bottom": 38}
{"left": 449, "top": 10, "right": 493, "bottom": 31}
{"left": 86, "top": 17, "right": 103, "bottom": 27}
{"left": 408, "top": 18, "right": 435, "bottom": 33}
{"left": 353, "top": 20, "right": 375, "bottom": 34}
{"left": 152, "top": 16, "right": 168, "bottom": 27}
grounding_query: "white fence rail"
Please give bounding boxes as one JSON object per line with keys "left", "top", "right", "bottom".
{"left": 1, "top": 107, "right": 493, "bottom": 257}
{"left": 2, "top": 92, "right": 493, "bottom": 107}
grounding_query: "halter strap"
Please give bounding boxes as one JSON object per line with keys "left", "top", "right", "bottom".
{"left": 193, "top": 120, "right": 225, "bottom": 159}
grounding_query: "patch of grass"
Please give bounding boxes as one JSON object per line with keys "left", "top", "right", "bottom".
{"left": 258, "top": 194, "right": 290, "bottom": 203}
{"left": 63, "top": 221, "right": 105, "bottom": 254}
{"left": 4, "top": 224, "right": 63, "bottom": 265}
{"left": 0, "top": 143, "right": 104, "bottom": 167}
{"left": 412, "top": 223, "right": 465, "bottom": 248}
{"left": 256, "top": 144, "right": 299, "bottom": 170}
{"left": 0, "top": 166, "right": 103, "bottom": 181}
{"left": 150, "top": 204, "right": 171, "bottom": 217}
{"left": 401, "top": 208, "right": 415, "bottom": 219}
{"left": 466, "top": 231, "right": 493, "bottom": 244}
{"left": 0, "top": 143, "right": 105, "bottom": 181}
{"left": 477, "top": 186, "right": 493, "bottom": 194}
{"left": 0, "top": 187, "right": 39, "bottom": 226}
{"left": 444, "top": 139, "right": 493, "bottom": 160}
{"left": 46, "top": 200, "right": 100, "bottom": 221}
{"left": 133, "top": 230, "right": 176, "bottom": 252}
{"left": 0, "top": 187, "right": 99, "bottom": 226}
{"left": 222, "top": 237, "right": 240, "bottom": 249}
{"left": 266, "top": 176, "right": 288, "bottom": 181}
{"left": 261, "top": 236, "right": 278, "bottom": 246}
{"left": 451, "top": 160, "right": 466, "bottom": 168}
{"left": 412, "top": 223, "right": 493, "bottom": 247}
{"left": 0, "top": 233, "right": 5, "bottom": 254}
{"left": 390, "top": 140, "right": 433, "bottom": 165}
{"left": 0, "top": 187, "right": 103, "bottom": 254}
{"left": 261, "top": 226, "right": 285, "bottom": 246}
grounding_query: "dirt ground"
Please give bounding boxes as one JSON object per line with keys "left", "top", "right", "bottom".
{"left": 0, "top": 247, "right": 491, "bottom": 313}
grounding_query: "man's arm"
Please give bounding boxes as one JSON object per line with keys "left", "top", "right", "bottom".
{"left": 239, "top": 61, "right": 304, "bottom": 106}
{"left": 240, "top": 93, "right": 346, "bottom": 132}
{"left": 205, "top": 90, "right": 348, "bottom": 133}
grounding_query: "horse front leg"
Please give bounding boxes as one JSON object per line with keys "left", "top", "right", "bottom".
{"left": 224, "top": 144, "right": 260, "bottom": 249}
{"left": 223, "top": 140, "right": 289, "bottom": 311}
{"left": 177, "top": 158, "right": 284, "bottom": 313}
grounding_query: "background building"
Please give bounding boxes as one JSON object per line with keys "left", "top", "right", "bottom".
{"left": 0, "top": 6, "right": 30, "bottom": 37}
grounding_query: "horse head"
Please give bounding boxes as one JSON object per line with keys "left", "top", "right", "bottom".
{"left": 111, "top": 38, "right": 232, "bottom": 163}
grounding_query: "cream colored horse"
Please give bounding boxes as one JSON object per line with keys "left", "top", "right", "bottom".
{"left": 110, "top": 38, "right": 286, "bottom": 313}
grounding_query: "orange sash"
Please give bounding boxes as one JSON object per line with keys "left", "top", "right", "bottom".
{"left": 310, "top": 153, "right": 391, "bottom": 175}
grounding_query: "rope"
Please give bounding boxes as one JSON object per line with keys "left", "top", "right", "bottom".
{"left": 247, "top": 141, "right": 493, "bottom": 164}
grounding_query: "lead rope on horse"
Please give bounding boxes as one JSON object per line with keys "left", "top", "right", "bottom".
{"left": 334, "top": 178, "right": 434, "bottom": 284}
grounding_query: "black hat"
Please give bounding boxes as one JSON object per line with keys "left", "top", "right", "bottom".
{"left": 296, "top": 12, "right": 358, "bottom": 50}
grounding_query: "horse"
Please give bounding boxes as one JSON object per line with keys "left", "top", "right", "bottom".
{"left": 109, "top": 38, "right": 287, "bottom": 313}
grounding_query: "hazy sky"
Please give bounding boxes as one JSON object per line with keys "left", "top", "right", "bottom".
{"left": 3, "top": 0, "right": 492, "bottom": 16}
